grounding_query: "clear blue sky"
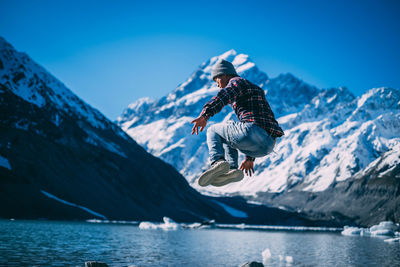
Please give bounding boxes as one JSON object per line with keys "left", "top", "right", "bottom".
{"left": 1, "top": 0, "right": 399, "bottom": 119}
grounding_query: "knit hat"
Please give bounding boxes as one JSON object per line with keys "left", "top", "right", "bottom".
{"left": 211, "top": 59, "right": 238, "bottom": 80}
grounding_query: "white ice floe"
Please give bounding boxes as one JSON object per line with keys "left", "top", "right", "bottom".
{"left": 216, "top": 223, "right": 341, "bottom": 232}
{"left": 285, "top": 256, "right": 294, "bottom": 264}
{"left": 342, "top": 221, "right": 399, "bottom": 237}
{"left": 262, "top": 248, "right": 272, "bottom": 263}
{"left": 40, "top": 190, "right": 107, "bottom": 219}
{"left": 262, "top": 248, "right": 293, "bottom": 266}
{"left": 86, "top": 219, "right": 139, "bottom": 225}
{"left": 139, "top": 217, "right": 179, "bottom": 230}
{"left": 384, "top": 237, "right": 400, "bottom": 243}
{"left": 181, "top": 220, "right": 216, "bottom": 229}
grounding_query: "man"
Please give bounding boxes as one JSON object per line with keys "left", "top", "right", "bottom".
{"left": 191, "top": 59, "right": 284, "bottom": 187}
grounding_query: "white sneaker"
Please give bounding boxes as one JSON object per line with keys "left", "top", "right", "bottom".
{"left": 198, "top": 160, "right": 230, "bottom": 187}
{"left": 210, "top": 169, "right": 244, "bottom": 187}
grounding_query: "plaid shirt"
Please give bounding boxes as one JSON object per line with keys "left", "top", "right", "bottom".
{"left": 201, "top": 76, "right": 284, "bottom": 139}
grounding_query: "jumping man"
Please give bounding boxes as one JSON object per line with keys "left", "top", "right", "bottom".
{"left": 191, "top": 59, "right": 284, "bottom": 187}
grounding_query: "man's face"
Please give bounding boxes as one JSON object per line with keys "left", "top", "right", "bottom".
{"left": 214, "top": 75, "right": 230, "bottom": 88}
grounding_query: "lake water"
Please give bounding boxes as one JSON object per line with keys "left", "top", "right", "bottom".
{"left": 1, "top": 219, "right": 399, "bottom": 266}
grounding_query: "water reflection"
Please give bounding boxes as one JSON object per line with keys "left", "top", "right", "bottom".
{"left": 0, "top": 220, "right": 399, "bottom": 266}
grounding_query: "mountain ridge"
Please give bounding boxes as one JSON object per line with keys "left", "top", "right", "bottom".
{"left": 117, "top": 49, "right": 400, "bottom": 225}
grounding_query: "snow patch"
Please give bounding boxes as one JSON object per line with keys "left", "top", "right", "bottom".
{"left": 0, "top": 155, "right": 11, "bottom": 170}
{"left": 84, "top": 129, "right": 127, "bottom": 158}
{"left": 40, "top": 190, "right": 107, "bottom": 219}
{"left": 213, "top": 201, "right": 248, "bottom": 218}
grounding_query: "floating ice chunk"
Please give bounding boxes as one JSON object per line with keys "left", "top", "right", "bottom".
{"left": 139, "top": 217, "right": 179, "bottom": 230}
{"left": 285, "top": 256, "right": 294, "bottom": 264}
{"left": 262, "top": 248, "right": 293, "bottom": 266}
{"left": 370, "top": 221, "right": 397, "bottom": 236}
{"left": 261, "top": 248, "right": 272, "bottom": 263}
{"left": 181, "top": 220, "right": 216, "bottom": 229}
{"left": 139, "top": 222, "right": 159, "bottom": 230}
{"left": 384, "top": 237, "right": 400, "bottom": 243}
{"left": 182, "top": 222, "right": 202, "bottom": 229}
{"left": 160, "top": 217, "right": 179, "bottom": 230}
{"left": 371, "top": 229, "right": 395, "bottom": 236}
{"left": 370, "top": 221, "right": 398, "bottom": 232}
{"left": 341, "top": 226, "right": 363, "bottom": 236}
{"left": 342, "top": 221, "right": 398, "bottom": 237}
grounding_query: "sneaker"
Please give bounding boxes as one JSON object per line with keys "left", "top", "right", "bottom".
{"left": 210, "top": 169, "right": 244, "bottom": 187}
{"left": 198, "top": 159, "right": 230, "bottom": 187}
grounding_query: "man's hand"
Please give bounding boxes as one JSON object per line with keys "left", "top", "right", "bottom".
{"left": 240, "top": 159, "right": 254, "bottom": 176}
{"left": 191, "top": 116, "right": 207, "bottom": 135}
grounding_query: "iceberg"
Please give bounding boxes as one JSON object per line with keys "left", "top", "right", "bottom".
{"left": 384, "top": 237, "right": 400, "bottom": 243}
{"left": 139, "top": 217, "right": 179, "bottom": 230}
{"left": 262, "top": 247, "right": 294, "bottom": 266}
{"left": 341, "top": 221, "right": 399, "bottom": 237}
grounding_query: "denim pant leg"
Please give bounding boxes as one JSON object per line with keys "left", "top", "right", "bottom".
{"left": 232, "top": 123, "right": 276, "bottom": 158}
{"left": 207, "top": 123, "right": 239, "bottom": 168}
{"left": 207, "top": 121, "right": 275, "bottom": 166}
{"left": 223, "top": 143, "right": 239, "bottom": 169}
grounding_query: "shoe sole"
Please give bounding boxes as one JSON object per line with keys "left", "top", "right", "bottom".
{"left": 210, "top": 171, "right": 244, "bottom": 187}
{"left": 198, "top": 161, "right": 230, "bottom": 187}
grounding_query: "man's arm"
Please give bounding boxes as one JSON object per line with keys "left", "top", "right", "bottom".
{"left": 240, "top": 159, "right": 255, "bottom": 176}
{"left": 200, "top": 79, "right": 241, "bottom": 119}
{"left": 191, "top": 116, "right": 207, "bottom": 135}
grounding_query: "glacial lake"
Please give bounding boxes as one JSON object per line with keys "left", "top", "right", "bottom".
{"left": 1, "top": 219, "right": 400, "bottom": 267}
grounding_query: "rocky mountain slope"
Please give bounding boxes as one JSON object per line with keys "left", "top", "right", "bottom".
{"left": 0, "top": 38, "right": 221, "bottom": 223}
{"left": 0, "top": 36, "right": 227, "bottom": 222}
{"left": 118, "top": 50, "right": 400, "bottom": 226}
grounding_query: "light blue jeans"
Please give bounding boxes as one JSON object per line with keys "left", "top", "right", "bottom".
{"left": 206, "top": 121, "right": 276, "bottom": 168}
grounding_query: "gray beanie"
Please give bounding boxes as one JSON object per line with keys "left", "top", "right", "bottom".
{"left": 211, "top": 59, "right": 238, "bottom": 80}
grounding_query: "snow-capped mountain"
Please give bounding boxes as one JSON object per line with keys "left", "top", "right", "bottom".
{"left": 118, "top": 50, "right": 400, "bottom": 201}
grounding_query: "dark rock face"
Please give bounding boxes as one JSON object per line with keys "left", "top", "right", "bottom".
{"left": 0, "top": 37, "right": 229, "bottom": 222}
{"left": 0, "top": 87, "right": 228, "bottom": 222}
{"left": 254, "top": 153, "right": 400, "bottom": 227}
{"left": 240, "top": 261, "right": 264, "bottom": 267}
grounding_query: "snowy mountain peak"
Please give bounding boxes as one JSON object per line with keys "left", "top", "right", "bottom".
{"left": 118, "top": 49, "right": 400, "bottom": 197}
{"left": 0, "top": 37, "right": 112, "bottom": 130}
{"left": 220, "top": 49, "right": 237, "bottom": 59}
{"left": 349, "top": 87, "right": 400, "bottom": 122}
{"left": 118, "top": 50, "right": 272, "bottom": 129}
{"left": 356, "top": 87, "right": 400, "bottom": 110}
{"left": 1, "top": 36, "right": 130, "bottom": 157}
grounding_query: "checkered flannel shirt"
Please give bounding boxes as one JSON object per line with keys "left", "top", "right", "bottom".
{"left": 200, "top": 76, "right": 284, "bottom": 161}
